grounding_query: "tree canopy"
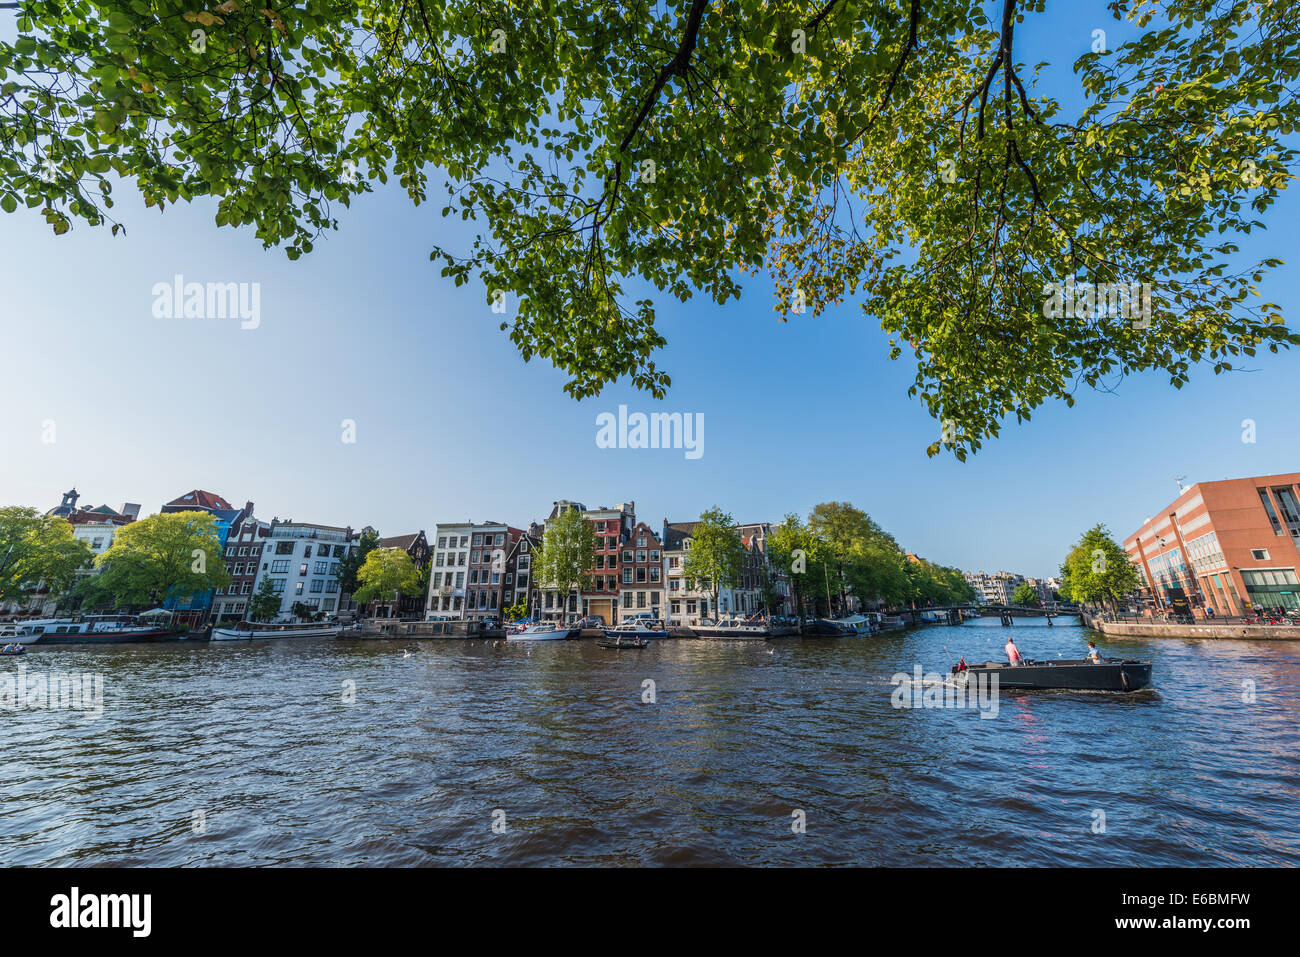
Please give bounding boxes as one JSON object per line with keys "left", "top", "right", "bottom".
{"left": 0, "top": 506, "right": 93, "bottom": 604}
{"left": 4, "top": 1, "right": 1296, "bottom": 454}
{"left": 682, "top": 505, "right": 747, "bottom": 615}
{"left": 1011, "top": 581, "right": 1041, "bottom": 606}
{"left": 85, "top": 510, "right": 230, "bottom": 608}
{"left": 534, "top": 505, "right": 595, "bottom": 619}
{"left": 1059, "top": 523, "right": 1141, "bottom": 610}
{"left": 352, "top": 547, "right": 423, "bottom": 607}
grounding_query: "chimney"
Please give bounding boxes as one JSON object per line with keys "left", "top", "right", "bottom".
{"left": 244, "top": 501, "right": 254, "bottom": 517}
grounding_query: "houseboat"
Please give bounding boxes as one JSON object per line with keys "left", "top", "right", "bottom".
{"left": 602, "top": 620, "right": 666, "bottom": 641}
{"left": 211, "top": 620, "right": 343, "bottom": 641}
{"left": 0, "top": 615, "right": 185, "bottom": 645}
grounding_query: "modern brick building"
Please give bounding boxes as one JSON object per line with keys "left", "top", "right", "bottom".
{"left": 1124, "top": 472, "right": 1300, "bottom": 617}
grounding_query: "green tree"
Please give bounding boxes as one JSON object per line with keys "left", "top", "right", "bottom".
{"left": 88, "top": 511, "right": 229, "bottom": 609}
{"left": 533, "top": 506, "right": 595, "bottom": 623}
{"left": 4, "top": 3, "right": 1295, "bottom": 455}
{"left": 1011, "top": 582, "right": 1041, "bottom": 607}
{"left": 682, "top": 506, "right": 746, "bottom": 620}
{"left": 290, "top": 601, "right": 312, "bottom": 621}
{"left": 353, "top": 548, "right": 423, "bottom": 611}
{"left": 503, "top": 601, "right": 528, "bottom": 623}
{"left": 1060, "top": 524, "right": 1141, "bottom": 613}
{"left": 0, "top": 506, "right": 93, "bottom": 605}
{"left": 337, "top": 527, "right": 380, "bottom": 595}
{"left": 248, "top": 577, "right": 281, "bottom": 621}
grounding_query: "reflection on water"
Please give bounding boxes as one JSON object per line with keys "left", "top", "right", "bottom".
{"left": 2, "top": 617, "right": 1297, "bottom": 866}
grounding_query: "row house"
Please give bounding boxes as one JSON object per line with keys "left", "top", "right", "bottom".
{"left": 618, "top": 521, "right": 666, "bottom": 619}
{"left": 465, "top": 522, "right": 524, "bottom": 621}
{"left": 503, "top": 524, "right": 542, "bottom": 616}
{"left": 212, "top": 508, "right": 271, "bottom": 623}
{"left": 427, "top": 523, "right": 473, "bottom": 616}
{"left": 160, "top": 489, "right": 252, "bottom": 628}
{"left": 371, "top": 531, "right": 432, "bottom": 619}
{"left": 250, "top": 520, "right": 360, "bottom": 619}
{"left": 663, "top": 520, "right": 713, "bottom": 626}
{"left": 537, "top": 500, "right": 636, "bottom": 624}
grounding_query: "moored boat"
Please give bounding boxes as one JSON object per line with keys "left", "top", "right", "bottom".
{"left": 506, "top": 622, "right": 579, "bottom": 641}
{"left": 211, "top": 620, "right": 342, "bottom": 641}
{"left": 692, "top": 617, "right": 771, "bottom": 639}
{"left": 802, "top": 618, "right": 853, "bottom": 637}
{"left": 952, "top": 658, "right": 1152, "bottom": 692}
{"left": 1, "top": 615, "right": 185, "bottom": 645}
{"left": 833, "top": 614, "right": 876, "bottom": 636}
{"left": 602, "top": 620, "right": 665, "bottom": 641}
{"left": 596, "top": 636, "right": 649, "bottom": 649}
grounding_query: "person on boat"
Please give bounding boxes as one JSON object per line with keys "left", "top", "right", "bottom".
{"left": 1086, "top": 641, "right": 1102, "bottom": 663}
{"left": 955, "top": 657, "right": 969, "bottom": 672}
{"left": 1005, "top": 637, "right": 1022, "bottom": 666}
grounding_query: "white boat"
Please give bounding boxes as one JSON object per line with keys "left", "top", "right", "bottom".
{"left": 602, "top": 620, "right": 666, "bottom": 640}
{"left": 211, "top": 620, "right": 342, "bottom": 641}
{"left": 506, "top": 622, "right": 578, "bottom": 641}
{"left": 692, "top": 617, "right": 771, "bottom": 639}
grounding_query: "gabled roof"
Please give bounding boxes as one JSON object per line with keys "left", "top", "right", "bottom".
{"left": 377, "top": 533, "right": 422, "bottom": 551}
{"left": 662, "top": 521, "right": 700, "bottom": 550}
{"left": 164, "top": 489, "right": 234, "bottom": 511}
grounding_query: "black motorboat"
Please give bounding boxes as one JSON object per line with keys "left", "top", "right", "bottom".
{"left": 952, "top": 658, "right": 1152, "bottom": 692}
{"left": 597, "top": 638, "right": 648, "bottom": 649}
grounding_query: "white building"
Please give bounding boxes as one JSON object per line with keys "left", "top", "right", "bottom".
{"left": 250, "top": 521, "right": 357, "bottom": 619}
{"left": 427, "top": 523, "right": 472, "bottom": 617}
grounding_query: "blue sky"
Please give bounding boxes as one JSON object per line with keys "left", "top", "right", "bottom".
{"left": 2, "top": 4, "right": 1297, "bottom": 578}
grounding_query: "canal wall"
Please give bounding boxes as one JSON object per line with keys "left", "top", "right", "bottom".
{"left": 1083, "top": 613, "right": 1300, "bottom": 641}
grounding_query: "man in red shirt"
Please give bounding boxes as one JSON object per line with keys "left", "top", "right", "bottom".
{"left": 1005, "top": 637, "right": 1022, "bottom": 666}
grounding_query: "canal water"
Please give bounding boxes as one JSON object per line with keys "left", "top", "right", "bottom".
{"left": 3, "top": 616, "right": 1297, "bottom": 866}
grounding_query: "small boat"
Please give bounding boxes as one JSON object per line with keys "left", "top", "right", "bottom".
{"left": 506, "top": 622, "right": 579, "bottom": 641}
{"left": 1, "top": 645, "right": 27, "bottom": 656}
{"left": 693, "top": 617, "right": 771, "bottom": 639}
{"left": 952, "top": 658, "right": 1152, "bottom": 692}
{"left": 597, "top": 637, "right": 649, "bottom": 649}
{"left": 2, "top": 615, "right": 184, "bottom": 645}
{"left": 602, "top": 620, "right": 664, "bottom": 641}
{"left": 211, "top": 620, "right": 342, "bottom": 641}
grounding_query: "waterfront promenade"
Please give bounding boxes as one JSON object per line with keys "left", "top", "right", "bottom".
{"left": 1082, "top": 610, "right": 1300, "bottom": 641}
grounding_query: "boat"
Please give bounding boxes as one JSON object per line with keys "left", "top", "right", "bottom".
{"left": 211, "top": 620, "right": 343, "bottom": 641}
{"left": 602, "top": 620, "right": 665, "bottom": 641}
{"left": 596, "top": 636, "right": 649, "bottom": 649}
{"left": 1, "top": 646, "right": 27, "bottom": 656}
{"left": 952, "top": 658, "right": 1152, "bottom": 692}
{"left": 802, "top": 618, "right": 853, "bottom": 637}
{"left": 692, "top": 617, "right": 771, "bottom": 640}
{"left": 1, "top": 615, "right": 185, "bottom": 645}
{"left": 832, "top": 614, "right": 876, "bottom": 636}
{"left": 506, "top": 622, "right": 579, "bottom": 641}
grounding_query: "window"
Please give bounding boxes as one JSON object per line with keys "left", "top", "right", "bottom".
{"left": 636, "top": 567, "right": 647, "bottom": 583}
{"left": 517, "top": 573, "right": 528, "bottom": 588}
{"left": 651, "top": 592, "right": 660, "bottom": 606}
{"left": 438, "top": 537, "right": 447, "bottom": 548}
{"left": 241, "top": 582, "right": 251, "bottom": 594}
{"left": 649, "top": 550, "right": 660, "bottom": 563}
{"left": 637, "top": 536, "right": 646, "bottom": 547}
{"left": 623, "top": 568, "right": 633, "bottom": 583}
{"left": 304, "top": 545, "right": 312, "bottom": 558}
{"left": 271, "top": 559, "right": 289, "bottom": 573}
{"left": 623, "top": 592, "right": 634, "bottom": 608}
{"left": 518, "top": 555, "right": 529, "bottom": 569}
{"left": 650, "top": 567, "right": 661, "bottom": 583}
{"left": 470, "top": 570, "right": 479, "bottom": 584}
{"left": 299, "top": 563, "right": 308, "bottom": 576}
{"left": 637, "top": 592, "right": 647, "bottom": 608}
{"left": 458, "top": 553, "right": 467, "bottom": 566}
{"left": 455, "top": 572, "right": 465, "bottom": 587}
{"left": 495, "top": 534, "right": 504, "bottom": 546}
{"left": 310, "top": 579, "right": 324, "bottom": 593}
{"left": 636, "top": 550, "right": 647, "bottom": 563}
{"left": 473, "top": 534, "right": 483, "bottom": 546}
{"left": 295, "top": 581, "right": 304, "bottom": 595}
{"left": 1252, "top": 549, "right": 1271, "bottom": 561}
{"left": 436, "top": 554, "right": 445, "bottom": 566}
{"left": 471, "top": 550, "right": 481, "bottom": 564}
{"left": 314, "top": 561, "right": 328, "bottom": 575}
{"left": 623, "top": 550, "right": 634, "bottom": 563}
{"left": 275, "top": 541, "right": 294, "bottom": 555}
{"left": 434, "top": 573, "right": 443, "bottom": 587}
